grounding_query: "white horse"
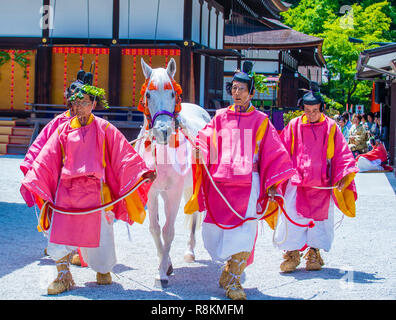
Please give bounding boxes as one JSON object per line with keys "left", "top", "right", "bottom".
{"left": 134, "top": 58, "right": 210, "bottom": 287}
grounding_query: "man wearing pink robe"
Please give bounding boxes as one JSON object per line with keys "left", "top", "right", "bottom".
{"left": 188, "top": 62, "right": 294, "bottom": 300}
{"left": 21, "top": 81, "right": 155, "bottom": 295}
{"left": 20, "top": 71, "right": 87, "bottom": 179}
{"left": 276, "top": 82, "right": 358, "bottom": 273}
{"left": 20, "top": 75, "right": 92, "bottom": 266}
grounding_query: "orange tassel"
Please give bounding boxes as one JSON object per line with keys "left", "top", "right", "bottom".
{"left": 169, "top": 130, "right": 180, "bottom": 148}
{"left": 144, "top": 139, "right": 151, "bottom": 150}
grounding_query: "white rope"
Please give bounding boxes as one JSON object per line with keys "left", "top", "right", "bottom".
{"left": 179, "top": 125, "right": 277, "bottom": 224}
{"left": 272, "top": 205, "right": 288, "bottom": 246}
{"left": 334, "top": 212, "right": 344, "bottom": 230}
{"left": 312, "top": 186, "right": 337, "bottom": 190}
{"left": 129, "top": 134, "right": 146, "bottom": 145}
{"left": 46, "top": 178, "right": 150, "bottom": 215}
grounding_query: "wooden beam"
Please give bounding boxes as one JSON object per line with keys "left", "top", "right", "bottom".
{"left": 112, "top": 0, "right": 120, "bottom": 43}
{"left": 108, "top": 45, "right": 122, "bottom": 106}
{"left": 199, "top": 0, "right": 203, "bottom": 44}
{"left": 181, "top": 0, "right": 193, "bottom": 101}
{"left": 181, "top": 46, "right": 192, "bottom": 103}
{"left": 34, "top": 45, "right": 52, "bottom": 105}
{"left": 42, "top": 0, "right": 50, "bottom": 42}
{"left": 184, "top": 0, "right": 193, "bottom": 41}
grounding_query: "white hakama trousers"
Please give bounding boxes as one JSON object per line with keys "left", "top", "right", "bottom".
{"left": 357, "top": 157, "right": 383, "bottom": 172}
{"left": 273, "top": 181, "right": 334, "bottom": 252}
{"left": 202, "top": 173, "right": 260, "bottom": 262}
{"left": 47, "top": 210, "right": 117, "bottom": 274}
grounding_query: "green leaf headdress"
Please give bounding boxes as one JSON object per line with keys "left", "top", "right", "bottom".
{"left": 65, "top": 62, "right": 109, "bottom": 109}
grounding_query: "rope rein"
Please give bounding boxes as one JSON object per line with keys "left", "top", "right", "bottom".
{"left": 41, "top": 178, "right": 150, "bottom": 223}
{"left": 177, "top": 125, "right": 315, "bottom": 231}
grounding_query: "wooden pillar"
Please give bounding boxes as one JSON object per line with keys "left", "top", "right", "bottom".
{"left": 108, "top": 45, "right": 121, "bottom": 106}
{"left": 34, "top": 45, "right": 52, "bottom": 105}
{"left": 107, "top": 0, "right": 121, "bottom": 107}
{"left": 181, "top": 0, "right": 193, "bottom": 102}
{"left": 112, "top": 0, "right": 119, "bottom": 43}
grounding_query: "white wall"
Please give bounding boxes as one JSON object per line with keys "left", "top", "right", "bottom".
{"left": 200, "top": 55, "right": 206, "bottom": 106}
{"left": 217, "top": 11, "right": 224, "bottom": 49}
{"left": 250, "top": 60, "right": 279, "bottom": 74}
{"left": 119, "top": 0, "right": 184, "bottom": 40}
{"left": 209, "top": 8, "right": 217, "bottom": 49}
{"left": 191, "top": 0, "right": 201, "bottom": 43}
{"left": 224, "top": 60, "right": 238, "bottom": 73}
{"left": 241, "top": 50, "right": 279, "bottom": 60}
{"left": 0, "top": 0, "right": 43, "bottom": 37}
{"left": 201, "top": 1, "right": 209, "bottom": 46}
{"left": 48, "top": 0, "right": 112, "bottom": 38}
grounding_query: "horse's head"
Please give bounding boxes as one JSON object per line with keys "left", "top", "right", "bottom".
{"left": 140, "top": 57, "right": 182, "bottom": 145}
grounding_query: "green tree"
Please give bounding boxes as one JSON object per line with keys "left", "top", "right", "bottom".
{"left": 320, "top": 2, "right": 391, "bottom": 108}
{"left": 281, "top": 1, "right": 393, "bottom": 111}
{"left": 281, "top": 0, "right": 337, "bottom": 35}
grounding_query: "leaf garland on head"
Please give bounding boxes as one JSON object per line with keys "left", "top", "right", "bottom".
{"left": 249, "top": 72, "right": 270, "bottom": 95}
{"left": 68, "top": 84, "right": 109, "bottom": 109}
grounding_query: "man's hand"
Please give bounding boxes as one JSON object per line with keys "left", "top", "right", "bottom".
{"left": 335, "top": 175, "right": 348, "bottom": 191}
{"left": 267, "top": 185, "right": 277, "bottom": 202}
{"left": 142, "top": 171, "right": 157, "bottom": 183}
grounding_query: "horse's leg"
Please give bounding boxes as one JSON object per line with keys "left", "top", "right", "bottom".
{"left": 183, "top": 186, "right": 197, "bottom": 263}
{"left": 147, "top": 189, "right": 164, "bottom": 280}
{"left": 158, "top": 186, "right": 184, "bottom": 286}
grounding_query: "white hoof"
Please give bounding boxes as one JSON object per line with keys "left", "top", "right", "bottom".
{"left": 184, "top": 253, "right": 195, "bottom": 263}
{"left": 154, "top": 278, "right": 169, "bottom": 288}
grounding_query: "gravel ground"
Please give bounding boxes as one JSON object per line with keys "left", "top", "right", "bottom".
{"left": 0, "top": 154, "right": 395, "bottom": 301}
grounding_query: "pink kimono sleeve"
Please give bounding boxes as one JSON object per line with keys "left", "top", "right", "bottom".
{"left": 20, "top": 130, "right": 63, "bottom": 206}
{"left": 331, "top": 125, "right": 359, "bottom": 214}
{"left": 195, "top": 116, "right": 218, "bottom": 212}
{"left": 279, "top": 121, "right": 294, "bottom": 156}
{"left": 104, "top": 124, "right": 150, "bottom": 195}
{"left": 331, "top": 125, "right": 359, "bottom": 185}
{"left": 196, "top": 116, "right": 216, "bottom": 166}
{"left": 20, "top": 115, "right": 67, "bottom": 176}
{"left": 258, "top": 120, "right": 295, "bottom": 199}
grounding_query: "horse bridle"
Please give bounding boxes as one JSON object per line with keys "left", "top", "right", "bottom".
{"left": 143, "top": 76, "right": 181, "bottom": 130}
{"left": 150, "top": 110, "right": 176, "bottom": 129}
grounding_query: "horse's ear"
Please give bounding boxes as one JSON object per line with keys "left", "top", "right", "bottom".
{"left": 141, "top": 58, "right": 152, "bottom": 79}
{"left": 166, "top": 58, "right": 177, "bottom": 79}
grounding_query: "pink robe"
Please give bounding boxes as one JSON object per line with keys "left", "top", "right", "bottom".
{"left": 280, "top": 115, "right": 358, "bottom": 221}
{"left": 196, "top": 107, "right": 295, "bottom": 227}
{"left": 20, "top": 111, "right": 72, "bottom": 207}
{"left": 356, "top": 143, "right": 387, "bottom": 163}
{"left": 20, "top": 110, "right": 71, "bottom": 176}
{"left": 21, "top": 115, "right": 151, "bottom": 247}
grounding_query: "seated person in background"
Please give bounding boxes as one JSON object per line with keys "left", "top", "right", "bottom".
{"left": 348, "top": 113, "right": 368, "bottom": 157}
{"left": 357, "top": 138, "right": 391, "bottom": 172}
{"left": 365, "top": 112, "right": 375, "bottom": 132}
{"left": 336, "top": 115, "right": 349, "bottom": 141}
{"left": 342, "top": 112, "right": 352, "bottom": 131}
{"left": 371, "top": 113, "right": 381, "bottom": 138}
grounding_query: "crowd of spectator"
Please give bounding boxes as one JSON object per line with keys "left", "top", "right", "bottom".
{"left": 335, "top": 111, "right": 390, "bottom": 171}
